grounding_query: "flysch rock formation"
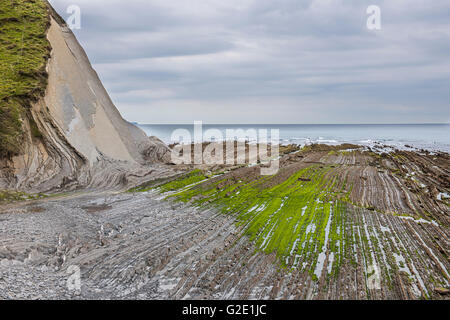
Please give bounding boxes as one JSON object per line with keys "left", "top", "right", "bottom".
{"left": 0, "top": 3, "right": 171, "bottom": 192}
{"left": 1, "top": 1, "right": 448, "bottom": 301}
{"left": 0, "top": 145, "right": 448, "bottom": 300}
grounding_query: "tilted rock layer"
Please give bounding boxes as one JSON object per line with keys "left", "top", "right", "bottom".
{"left": 0, "top": 2, "right": 170, "bottom": 192}
{"left": 0, "top": 145, "right": 448, "bottom": 300}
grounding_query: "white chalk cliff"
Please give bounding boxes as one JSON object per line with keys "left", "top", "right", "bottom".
{"left": 0, "top": 4, "right": 171, "bottom": 191}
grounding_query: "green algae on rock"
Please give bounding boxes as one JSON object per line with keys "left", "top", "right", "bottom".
{"left": 146, "top": 145, "right": 450, "bottom": 297}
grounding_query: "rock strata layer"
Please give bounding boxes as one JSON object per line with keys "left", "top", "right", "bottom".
{"left": 0, "top": 145, "right": 448, "bottom": 300}
{"left": 0, "top": 3, "right": 171, "bottom": 192}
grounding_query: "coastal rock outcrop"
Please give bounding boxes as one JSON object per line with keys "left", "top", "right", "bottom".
{"left": 0, "top": 2, "right": 171, "bottom": 192}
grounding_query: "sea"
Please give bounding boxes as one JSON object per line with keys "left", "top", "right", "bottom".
{"left": 136, "top": 124, "right": 450, "bottom": 153}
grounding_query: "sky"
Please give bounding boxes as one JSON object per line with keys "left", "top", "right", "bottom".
{"left": 49, "top": 0, "right": 450, "bottom": 124}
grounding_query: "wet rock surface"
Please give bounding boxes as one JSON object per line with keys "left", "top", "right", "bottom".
{"left": 0, "top": 145, "right": 449, "bottom": 300}
{"left": 0, "top": 193, "right": 447, "bottom": 300}
{"left": 0, "top": 191, "right": 266, "bottom": 299}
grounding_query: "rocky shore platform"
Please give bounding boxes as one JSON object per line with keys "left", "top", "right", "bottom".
{"left": 0, "top": 144, "right": 449, "bottom": 299}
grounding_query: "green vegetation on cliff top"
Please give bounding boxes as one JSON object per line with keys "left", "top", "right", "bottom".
{"left": 0, "top": 0, "right": 50, "bottom": 156}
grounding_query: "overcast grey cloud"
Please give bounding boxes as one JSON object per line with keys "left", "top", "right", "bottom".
{"left": 49, "top": 0, "right": 450, "bottom": 124}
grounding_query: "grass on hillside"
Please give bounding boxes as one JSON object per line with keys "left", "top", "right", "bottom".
{"left": 0, "top": 0, "right": 50, "bottom": 156}
{"left": 0, "top": 189, "right": 47, "bottom": 202}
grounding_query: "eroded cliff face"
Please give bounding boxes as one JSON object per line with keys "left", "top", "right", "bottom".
{"left": 0, "top": 5, "right": 170, "bottom": 192}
